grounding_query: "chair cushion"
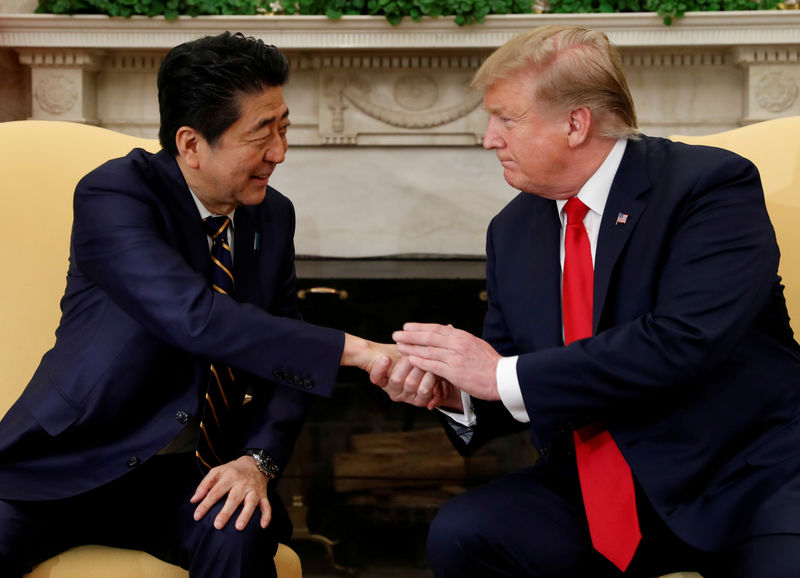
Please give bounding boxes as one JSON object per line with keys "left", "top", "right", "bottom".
{"left": 25, "top": 545, "right": 188, "bottom": 578}
{"left": 25, "top": 543, "right": 302, "bottom": 578}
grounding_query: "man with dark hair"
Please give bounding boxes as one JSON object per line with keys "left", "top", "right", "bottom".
{"left": 0, "top": 32, "right": 397, "bottom": 577}
{"left": 157, "top": 31, "right": 291, "bottom": 157}
{"left": 376, "top": 25, "right": 800, "bottom": 577}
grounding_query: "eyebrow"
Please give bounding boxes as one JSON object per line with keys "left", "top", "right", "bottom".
{"left": 251, "top": 108, "right": 291, "bottom": 134}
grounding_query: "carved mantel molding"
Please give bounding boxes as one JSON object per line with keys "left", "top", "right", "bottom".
{"left": 2, "top": 12, "right": 800, "bottom": 137}
{"left": 2, "top": 12, "right": 800, "bottom": 136}
{"left": 2, "top": 12, "right": 799, "bottom": 256}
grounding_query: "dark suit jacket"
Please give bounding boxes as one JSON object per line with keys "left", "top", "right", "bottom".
{"left": 452, "top": 136, "right": 800, "bottom": 551}
{"left": 0, "top": 149, "right": 344, "bottom": 507}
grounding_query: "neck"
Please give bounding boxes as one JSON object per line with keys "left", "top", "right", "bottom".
{"left": 176, "top": 155, "right": 237, "bottom": 216}
{"left": 570, "top": 135, "right": 618, "bottom": 192}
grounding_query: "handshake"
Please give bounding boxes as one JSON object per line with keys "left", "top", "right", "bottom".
{"left": 345, "top": 322, "right": 504, "bottom": 412}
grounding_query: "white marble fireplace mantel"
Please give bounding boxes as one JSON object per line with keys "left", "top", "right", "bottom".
{"left": 2, "top": 11, "right": 800, "bottom": 49}
{"left": 1, "top": 12, "right": 799, "bottom": 258}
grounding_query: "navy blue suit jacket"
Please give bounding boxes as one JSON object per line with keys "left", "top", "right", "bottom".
{"left": 0, "top": 149, "right": 344, "bottom": 503}
{"left": 455, "top": 136, "right": 800, "bottom": 551}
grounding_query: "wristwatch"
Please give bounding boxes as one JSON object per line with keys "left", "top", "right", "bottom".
{"left": 242, "top": 448, "right": 280, "bottom": 480}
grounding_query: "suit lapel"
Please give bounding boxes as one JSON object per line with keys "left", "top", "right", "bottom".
{"left": 593, "top": 138, "right": 651, "bottom": 332}
{"left": 521, "top": 197, "right": 564, "bottom": 348}
{"left": 151, "top": 150, "right": 211, "bottom": 278}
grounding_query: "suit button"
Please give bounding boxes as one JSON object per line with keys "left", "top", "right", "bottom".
{"left": 176, "top": 410, "right": 189, "bottom": 424}
{"left": 303, "top": 378, "right": 314, "bottom": 389}
{"left": 127, "top": 456, "right": 140, "bottom": 468}
{"left": 293, "top": 375, "right": 303, "bottom": 386}
{"left": 539, "top": 445, "right": 549, "bottom": 456}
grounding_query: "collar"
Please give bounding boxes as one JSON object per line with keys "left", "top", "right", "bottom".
{"left": 189, "top": 188, "right": 236, "bottom": 232}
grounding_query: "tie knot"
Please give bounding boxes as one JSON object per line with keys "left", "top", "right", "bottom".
{"left": 565, "top": 197, "right": 590, "bottom": 225}
{"left": 203, "top": 216, "right": 231, "bottom": 241}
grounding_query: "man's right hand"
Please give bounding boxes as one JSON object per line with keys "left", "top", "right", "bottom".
{"left": 190, "top": 455, "right": 272, "bottom": 531}
{"left": 370, "top": 355, "right": 462, "bottom": 411}
{"left": 341, "top": 333, "right": 401, "bottom": 374}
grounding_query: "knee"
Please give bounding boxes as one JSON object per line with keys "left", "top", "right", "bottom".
{"left": 193, "top": 505, "right": 275, "bottom": 555}
{"left": 184, "top": 503, "right": 278, "bottom": 578}
{"left": 427, "top": 493, "right": 488, "bottom": 570}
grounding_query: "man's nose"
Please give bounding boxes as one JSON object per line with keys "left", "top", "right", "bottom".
{"left": 483, "top": 120, "right": 503, "bottom": 150}
{"left": 265, "top": 137, "right": 287, "bottom": 164}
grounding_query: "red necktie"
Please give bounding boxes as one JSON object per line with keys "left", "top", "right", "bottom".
{"left": 562, "top": 197, "right": 641, "bottom": 571}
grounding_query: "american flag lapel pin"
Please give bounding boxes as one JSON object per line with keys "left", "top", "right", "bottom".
{"left": 615, "top": 212, "right": 629, "bottom": 226}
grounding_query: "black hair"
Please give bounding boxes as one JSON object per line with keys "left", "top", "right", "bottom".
{"left": 157, "top": 31, "right": 290, "bottom": 156}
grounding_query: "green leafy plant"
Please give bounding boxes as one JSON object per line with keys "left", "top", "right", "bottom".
{"left": 35, "top": 0, "right": 785, "bottom": 25}
{"left": 36, "top": 0, "right": 271, "bottom": 19}
{"left": 279, "top": 0, "right": 533, "bottom": 24}
{"left": 548, "top": 0, "right": 780, "bottom": 25}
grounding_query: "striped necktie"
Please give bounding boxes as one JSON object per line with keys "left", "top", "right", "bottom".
{"left": 196, "top": 216, "right": 243, "bottom": 472}
{"left": 563, "top": 197, "right": 641, "bottom": 572}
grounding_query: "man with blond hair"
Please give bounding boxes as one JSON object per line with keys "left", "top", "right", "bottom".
{"left": 376, "top": 25, "right": 800, "bottom": 577}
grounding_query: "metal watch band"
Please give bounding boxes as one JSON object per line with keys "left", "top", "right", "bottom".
{"left": 243, "top": 448, "right": 279, "bottom": 480}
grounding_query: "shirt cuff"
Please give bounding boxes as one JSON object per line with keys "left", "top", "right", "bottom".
{"left": 437, "top": 391, "right": 476, "bottom": 427}
{"left": 497, "top": 356, "right": 530, "bottom": 423}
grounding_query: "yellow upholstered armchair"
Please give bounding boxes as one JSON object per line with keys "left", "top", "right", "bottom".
{"left": 0, "top": 120, "right": 301, "bottom": 578}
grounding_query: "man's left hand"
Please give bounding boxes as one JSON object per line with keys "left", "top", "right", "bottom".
{"left": 393, "top": 322, "right": 502, "bottom": 401}
{"left": 190, "top": 455, "right": 271, "bottom": 531}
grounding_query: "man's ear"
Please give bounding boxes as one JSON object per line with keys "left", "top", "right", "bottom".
{"left": 566, "top": 107, "right": 592, "bottom": 147}
{"left": 175, "top": 126, "right": 201, "bottom": 169}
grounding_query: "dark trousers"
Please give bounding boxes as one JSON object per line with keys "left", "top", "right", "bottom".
{"left": 427, "top": 455, "right": 800, "bottom": 578}
{"left": 0, "top": 453, "right": 282, "bottom": 578}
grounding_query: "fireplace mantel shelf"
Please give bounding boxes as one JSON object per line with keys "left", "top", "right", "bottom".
{"left": 2, "top": 11, "right": 800, "bottom": 50}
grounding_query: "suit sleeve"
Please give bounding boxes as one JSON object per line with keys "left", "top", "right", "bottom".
{"left": 71, "top": 159, "right": 344, "bottom": 398}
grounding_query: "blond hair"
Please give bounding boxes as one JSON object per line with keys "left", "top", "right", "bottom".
{"left": 472, "top": 25, "right": 638, "bottom": 139}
